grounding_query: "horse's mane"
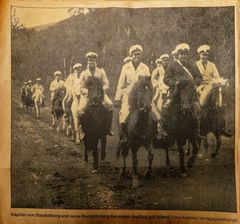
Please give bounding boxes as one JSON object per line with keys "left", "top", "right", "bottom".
{"left": 128, "top": 76, "right": 153, "bottom": 111}
{"left": 85, "top": 76, "right": 103, "bottom": 89}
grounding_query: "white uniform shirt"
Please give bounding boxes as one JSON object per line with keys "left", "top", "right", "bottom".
{"left": 73, "top": 74, "right": 82, "bottom": 96}
{"left": 49, "top": 79, "right": 65, "bottom": 92}
{"left": 79, "top": 67, "right": 109, "bottom": 92}
{"left": 115, "top": 61, "right": 151, "bottom": 101}
{"left": 31, "top": 84, "right": 44, "bottom": 93}
{"left": 151, "top": 65, "right": 169, "bottom": 91}
{"left": 64, "top": 73, "right": 75, "bottom": 91}
{"left": 196, "top": 60, "right": 220, "bottom": 82}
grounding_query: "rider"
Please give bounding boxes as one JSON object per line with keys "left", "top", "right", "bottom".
{"left": 78, "top": 51, "right": 114, "bottom": 136}
{"left": 195, "top": 44, "right": 228, "bottom": 107}
{"left": 151, "top": 54, "right": 170, "bottom": 138}
{"left": 163, "top": 43, "right": 202, "bottom": 137}
{"left": 114, "top": 44, "right": 152, "bottom": 141}
{"left": 195, "top": 44, "right": 230, "bottom": 136}
{"left": 49, "top": 71, "right": 65, "bottom": 107}
{"left": 21, "top": 81, "right": 27, "bottom": 102}
{"left": 31, "top": 78, "right": 44, "bottom": 106}
{"left": 62, "top": 63, "right": 83, "bottom": 114}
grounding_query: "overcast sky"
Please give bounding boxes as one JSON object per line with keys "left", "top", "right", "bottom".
{"left": 12, "top": 7, "right": 90, "bottom": 28}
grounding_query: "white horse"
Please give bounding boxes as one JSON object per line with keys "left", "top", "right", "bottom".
{"left": 71, "top": 94, "right": 84, "bottom": 145}
{"left": 33, "top": 89, "right": 44, "bottom": 118}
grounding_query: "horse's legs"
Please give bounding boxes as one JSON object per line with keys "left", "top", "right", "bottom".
{"left": 165, "top": 147, "right": 171, "bottom": 168}
{"left": 177, "top": 142, "right": 187, "bottom": 177}
{"left": 212, "top": 134, "right": 222, "bottom": 158}
{"left": 131, "top": 146, "right": 139, "bottom": 188}
{"left": 186, "top": 139, "right": 191, "bottom": 156}
{"left": 145, "top": 145, "right": 154, "bottom": 178}
{"left": 35, "top": 102, "right": 39, "bottom": 118}
{"left": 92, "top": 140, "right": 99, "bottom": 172}
{"left": 100, "top": 135, "right": 106, "bottom": 161}
{"left": 187, "top": 138, "right": 199, "bottom": 169}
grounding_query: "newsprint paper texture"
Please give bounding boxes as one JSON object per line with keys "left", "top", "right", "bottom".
{"left": 0, "top": 0, "right": 240, "bottom": 223}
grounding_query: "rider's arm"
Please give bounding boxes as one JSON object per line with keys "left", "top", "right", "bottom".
{"left": 114, "top": 65, "right": 126, "bottom": 101}
{"left": 212, "top": 63, "right": 221, "bottom": 80}
{"left": 101, "top": 69, "right": 109, "bottom": 91}
{"left": 49, "top": 81, "right": 55, "bottom": 92}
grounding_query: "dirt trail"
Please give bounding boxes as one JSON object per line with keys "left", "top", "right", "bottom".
{"left": 11, "top": 94, "right": 237, "bottom": 211}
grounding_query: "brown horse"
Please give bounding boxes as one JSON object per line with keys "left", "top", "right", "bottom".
{"left": 199, "top": 83, "right": 230, "bottom": 158}
{"left": 116, "top": 76, "right": 155, "bottom": 187}
{"left": 79, "top": 76, "right": 108, "bottom": 173}
{"left": 162, "top": 81, "right": 199, "bottom": 177}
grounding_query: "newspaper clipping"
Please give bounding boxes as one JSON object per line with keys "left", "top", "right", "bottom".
{"left": 0, "top": 0, "right": 239, "bottom": 223}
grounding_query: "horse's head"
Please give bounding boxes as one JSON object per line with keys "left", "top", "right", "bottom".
{"left": 54, "top": 88, "right": 65, "bottom": 101}
{"left": 85, "top": 76, "right": 104, "bottom": 107}
{"left": 176, "top": 81, "right": 197, "bottom": 112}
{"left": 205, "top": 78, "right": 229, "bottom": 110}
{"left": 129, "top": 76, "right": 154, "bottom": 112}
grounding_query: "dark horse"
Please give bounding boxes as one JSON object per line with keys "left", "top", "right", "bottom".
{"left": 79, "top": 76, "right": 108, "bottom": 173}
{"left": 24, "top": 87, "right": 33, "bottom": 112}
{"left": 117, "top": 76, "right": 155, "bottom": 187}
{"left": 52, "top": 88, "right": 65, "bottom": 132}
{"left": 163, "top": 81, "right": 199, "bottom": 177}
{"left": 199, "top": 84, "right": 229, "bottom": 158}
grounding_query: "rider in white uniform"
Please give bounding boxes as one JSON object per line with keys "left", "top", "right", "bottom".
{"left": 195, "top": 44, "right": 228, "bottom": 107}
{"left": 151, "top": 54, "right": 170, "bottom": 138}
{"left": 114, "top": 44, "right": 152, "bottom": 141}
{"left": 62, "top": 63, "right": 83, "bottom": 114}
{"left": 31, "top": 78, "right": 44, "bottom": 106}
{"left": 78, "top": 51, "right": 114, "bottom": 136}
{"left": 49, "top": 71, "right": 65, "bottom": 106}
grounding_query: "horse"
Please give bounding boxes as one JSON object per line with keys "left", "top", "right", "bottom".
{"left": 117, "top": 76, "right": 155, "bottom": 187}
{"left": 33, "top": 89, "right": 44, "bottom": 118}
{"left": 52, "top": 88, "right": 66, "bottom": 132}
{"left": 162, "top": 81, "right": 199, "bottom": 177}
{"left": 24, "top": 87, "right": 33, "bottom": 113}
{"left": 62, "top": 95, "right": 74, "bottom": 140}
{"left": 79, "top": 76, "right": 108, "bottom": 173}
{"left": 198, "top": 80, "right": 229, "bottom": 159}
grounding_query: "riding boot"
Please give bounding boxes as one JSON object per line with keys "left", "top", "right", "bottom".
{"left": 106, "top": 110, "right": 114, "bottom": 136}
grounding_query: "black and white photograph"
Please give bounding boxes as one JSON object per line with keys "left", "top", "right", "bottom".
{"left": 10, "top": 5, "right": 237, "bottom": 213}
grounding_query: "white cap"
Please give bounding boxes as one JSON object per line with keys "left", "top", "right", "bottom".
{"left": 160, "top": 54, "right": 170, "bottom": 61}
{"left": 85, "top": 51, "right": 98, "bottom": 59}
{"left": 73, "top": 63, "right": 82, "bottom": 69}
{"left": 124, "top": 56, "right": 132, "bottom": 64}
{"left": 28, "top": 80, "right": 32, "bottom": 83}
{"left": 129, "top": 44, "right": 143, "bottom": 56}
{"left": 197, "top": 44, "right": 210, "bottom": 54}
{"left": 155, "top": 58, "right": 161, "bottom": 64}
{"left": 36, "top": 78, "right": 41, "bottom": 81}
{"left": 175, "top": 43, "right": 190, "bottom": 52}
{"left": 171, "top": 49, "right": 178, "bottom": 55}
{"left": 24, "top": 81, "right": 27, "bottom": 84}
{"left": 54, "top": 71, "right": 62, "bottom": 76}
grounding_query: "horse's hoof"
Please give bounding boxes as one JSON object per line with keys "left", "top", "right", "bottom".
{"left": 180, "top": 172, "right": 188, "bottom": 178}
{"left": 197, "top": 153, "right": 204, "bottom": 160}
{"left": 91, "top": 169, "right": 98, "bottom": 174}
{"left": 144, "top": 170, "right": 152, "bottom": 179}
{"left": 211, "top": 153, "right": 218, "bottom": 158}
{"left": 132, "top": 175, "right": 139, "bottom": 188}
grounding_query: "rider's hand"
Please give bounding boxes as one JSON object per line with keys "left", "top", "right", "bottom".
{"left": 114, "top": 100, "right": 121, "bottom": 108}
{"left": 81, "top": 88, "right": 88, "bottom": 95}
